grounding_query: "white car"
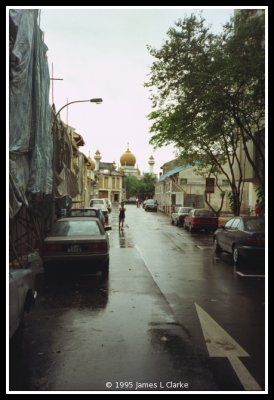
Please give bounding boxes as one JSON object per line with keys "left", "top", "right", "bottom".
{"left": 89, "top": 199, "right": 109, "bottom": 223}
{"left": 9, "top": 268, "right": 37, "bottom": 341}
{"left": 105, "top": 199, "right": 112, "bottom": 213}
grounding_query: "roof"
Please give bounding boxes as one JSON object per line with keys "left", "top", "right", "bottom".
{"left": 159, "top": 164, "right": 192, "bottom": 181}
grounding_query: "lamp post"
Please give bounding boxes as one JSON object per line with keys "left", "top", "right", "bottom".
{"left": 55, "top": 98, "right": 103, "bottom": 117}
{"left": 51, "top": 97, "right": 103, "bottom": 225}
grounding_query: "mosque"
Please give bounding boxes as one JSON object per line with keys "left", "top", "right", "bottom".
{"left": 88, "top": 146, "right": 155, "bottom": 204}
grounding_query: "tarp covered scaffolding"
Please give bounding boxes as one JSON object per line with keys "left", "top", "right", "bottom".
{"left": 9, "top": 9, "right": 53, "bottom": 265}
{"left": 9, "top": 9, "right": 53, "bottom": 218}
{"left": 9, "top": 10, "right": 80, "bottom": 266}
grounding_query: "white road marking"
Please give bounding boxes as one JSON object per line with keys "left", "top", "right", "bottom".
{"left": 236, "top": 271, "right": 265, "bottom": 278}
{"left": 195, "top": 303, "right": 262, "bottom": 390}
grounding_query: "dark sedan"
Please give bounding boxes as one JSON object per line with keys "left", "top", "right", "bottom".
{"left": 67, "top": 207, "right": 106, "bottom": 227}
{"left": 213, "top": 216, "right": 265, "bottom": 264}
{"left": 42, "top": 217, "right": 112, "bottom": 276}
{"left": 144, "top": 199, "right": 158, "bottom": 212}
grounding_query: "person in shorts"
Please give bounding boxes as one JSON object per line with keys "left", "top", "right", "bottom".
{"left": 119, "top": 202, "right": 126, "bottom": 230}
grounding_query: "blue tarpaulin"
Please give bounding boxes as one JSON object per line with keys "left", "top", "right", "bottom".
{"left": 9, "top": 9, "right": 53, "bottom": 218}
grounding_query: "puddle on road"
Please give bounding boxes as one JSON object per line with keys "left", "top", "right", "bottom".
{"left": 118, "top": 229, "right": 134, "bottom": 248}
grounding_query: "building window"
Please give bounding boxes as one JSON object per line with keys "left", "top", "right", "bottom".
{"left": 112, "top": 177, "right": 115, "bottom": 189}
{"left": 180, "top": 178, "right": 187, "bottom": 185}
{"left": 104, "top": 176, "right": 109, "bottom": 188}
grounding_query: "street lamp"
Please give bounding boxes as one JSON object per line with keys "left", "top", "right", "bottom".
{"left": 55, "top": 98, "right": 103, "bottom": 117}
{"left": 51, "top": 97, "right": 103, "bottom": 225}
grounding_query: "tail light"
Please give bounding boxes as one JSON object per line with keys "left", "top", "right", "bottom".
{"left": 87, "top": 242, "right": 108, "bottom": 251}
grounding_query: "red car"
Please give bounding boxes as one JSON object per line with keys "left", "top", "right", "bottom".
{"left": 183, "top": 209, "right": 218, "bottom": 233}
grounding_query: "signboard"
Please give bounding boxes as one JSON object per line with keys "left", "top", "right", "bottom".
{"left": 205, "top": 178, "right": 215, "bottom": 193}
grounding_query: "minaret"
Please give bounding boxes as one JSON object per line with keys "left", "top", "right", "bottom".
{"left": 148, "top": 155, "right": 155, "bottom": 174}
{"left": 94, "top": 149, "right": 101, "bottom": 171}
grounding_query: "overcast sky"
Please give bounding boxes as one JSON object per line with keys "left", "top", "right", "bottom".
{"left": 36, "top": 7, "right": 236, "bottom": 174}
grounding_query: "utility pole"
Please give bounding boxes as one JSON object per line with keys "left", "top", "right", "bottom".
{"left": 50, "top": 63, "right": 63, "bottom": 226}
{"left": 50, "top": 63, "right": 63, "bottom": 105}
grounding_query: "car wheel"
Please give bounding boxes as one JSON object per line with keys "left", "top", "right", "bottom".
{"left": 232, "top": 246, "right": 240, "bottom": 265}
{"left": 213, "top": 238, "right": 221, "bottom": 253}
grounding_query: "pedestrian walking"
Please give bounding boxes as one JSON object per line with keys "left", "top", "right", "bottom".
{"left": 119, "top": 202, "right": 126, "bottom": 230}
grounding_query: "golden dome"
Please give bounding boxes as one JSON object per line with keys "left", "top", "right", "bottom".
{"left": 120, "top": 148, "right": 136, "bottom": 166}
{"left": 88, "top": 157, "right": 95, "bottom": 170}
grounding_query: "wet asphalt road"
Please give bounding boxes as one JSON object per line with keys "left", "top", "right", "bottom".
{"left": 9, "top": 205, "right": 265, "bottom": 392}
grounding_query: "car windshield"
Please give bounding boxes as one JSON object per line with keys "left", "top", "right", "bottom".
{"left": 180, "top": 208, "right": 192, "bottom": 213}
{"left": 244, "top": 218, "right": 265, "bottom": 231}
{"left": 51, "top": 220, "right": 102, "bottom": 236}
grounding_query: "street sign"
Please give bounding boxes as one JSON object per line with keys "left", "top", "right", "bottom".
{"left": 205, "top": 177, "right": 215, "bottom": 193}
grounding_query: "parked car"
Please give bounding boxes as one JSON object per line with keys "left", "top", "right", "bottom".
{"left": 9, "top": 268, "right": 37, "bottom": 343}
{"left": 142, "top": 199, "right": 148, "bottom": 209}
{"left": 105, "top": 199, "right": 112, "bottom": 213}
{"left": 42, "top": 217, "right": 112, "bottom": 276}
{"left": 213, "top": 216, "right": 265, "bottom": 264}
{"left": 67, "top": 207, "right": 106, "bottom": 227}
{"left": 89, "top": 199, "right": 109, "bottom": 224}
{"left": 184, "top": 209, "right": 218, "bottom": 233}
{"left": 125, "top": 197, "right": 137, "bottom": 205}
{"left": 144, "top": 199, "right": 158, "bottom": 212}
{"left": 171, "top": 206, "right": 193, "bottom": 226}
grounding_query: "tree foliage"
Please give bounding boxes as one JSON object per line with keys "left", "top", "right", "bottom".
{"left": 124, "top": 174, "right": 157, "bottom": 200}
{"left": 124, "top": 175, "right": 140, "bottom": 198}
{"left": 145, "top": 10, "right": 265, "bottom": 215}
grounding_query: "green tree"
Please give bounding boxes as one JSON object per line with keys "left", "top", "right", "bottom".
{"left": 138, "top": 173, "right": 157, "bottom": 200}
{"left": 145, "top": 11, "right": 265, "bottom": 215}
{"left": 124, "top": 175, "right": 139, "bottom": 199}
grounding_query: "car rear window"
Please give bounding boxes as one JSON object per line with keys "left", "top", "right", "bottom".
{"left": 69, "top": 209, "right": 97, "bottom": 217}
{"left": 194, "top": 210, "right": 215, "bottom": 217}
{"left": 51, "top": 220, "right": 102, "bottom": 236}
{"left": 91, "top": 200, "right": 104, "bottom": 205}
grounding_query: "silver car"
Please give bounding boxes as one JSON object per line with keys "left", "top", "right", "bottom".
{"left": 9, "top": 268, "right": 37, "bottom": 342}
{"left": 42, "top": 217, "right": 112, "bottom": 276}
{"left": 171, "top": 206, "right": 193, "bottom": 226}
